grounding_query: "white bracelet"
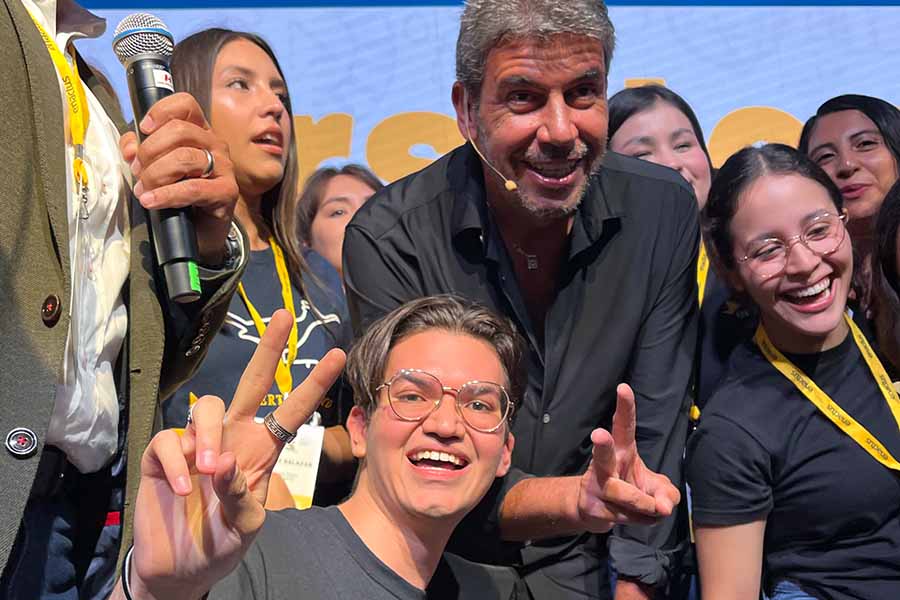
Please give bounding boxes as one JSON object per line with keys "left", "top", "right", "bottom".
{"left": 121, "top": 545, "right": 135, "bottom": 600}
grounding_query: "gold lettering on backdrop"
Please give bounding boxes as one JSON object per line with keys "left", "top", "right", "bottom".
{"left": 289, "top": 83, "right": 817, "bottom": 183}
{"left": 624, "top": 77, "right": 667, "bottom": 88}
{"left": 707, "top": 107, "right": 803, "bottom": 167}
{"left": 366, "top": 112, "right": 464, "bottom": 182}
{"left": 294, "top": 113, "right": 353, "bottom": 185}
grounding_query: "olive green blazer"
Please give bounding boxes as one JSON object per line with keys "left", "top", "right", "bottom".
{"left": 0, "top": 0, "right": 243, "bottom": 576}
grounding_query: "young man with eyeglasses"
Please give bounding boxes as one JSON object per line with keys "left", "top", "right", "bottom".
{"left": 109, "top": 295, "right": 671, "bottom": 599}
{"left": 109, "top": 297, "right": 532, "bottom": 599}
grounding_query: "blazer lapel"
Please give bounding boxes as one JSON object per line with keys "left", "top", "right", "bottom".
{"left": 7, "top": 0, "right": 70, "bottom": 288}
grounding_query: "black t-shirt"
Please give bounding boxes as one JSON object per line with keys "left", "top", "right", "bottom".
{"left": 695, "top": 267, "right": 757, "bottom": 410}
{"left": 210, "top": 507, "right": 524, "bottom": 600}
{"left": 163, "top": 248, "right": 352, "bottom": 429}
{"left": 686, "top": 334, "right": 900, "bottom": 599}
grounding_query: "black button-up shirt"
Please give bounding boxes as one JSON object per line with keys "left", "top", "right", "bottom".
{"left": 344, "top": 144, "right": 698, "bottom": 598}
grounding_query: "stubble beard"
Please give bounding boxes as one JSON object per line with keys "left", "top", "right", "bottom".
{"left": 477, "top": 120, "right": 606, "bottom": 221}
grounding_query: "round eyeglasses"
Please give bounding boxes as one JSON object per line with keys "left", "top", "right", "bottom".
{"left": 736, "top": 211, "right": 848, "bottom": 280}
{"left": 375, "top": 369, "right": 513, "bottom": 433}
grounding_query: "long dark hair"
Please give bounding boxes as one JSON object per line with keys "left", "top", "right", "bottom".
{"left": 171, "top": 28, "right": 313, "bottom": 301}
{"left": 798, "top": 94, "right": 900, "bottom": 168}
{"left": 874, "top": 180, "right": 900, "bottom": 369}
{"left": 295, "top": 164, "right": 383, "bottom": 246}
{"left": 702, "top": 143, "right": 844, "bottom": 272}
{"left": 876, "top": 180, "right": 900, "bottom": 295}
{"left": 608, "top": 84, "right": 712, "bottom": 166}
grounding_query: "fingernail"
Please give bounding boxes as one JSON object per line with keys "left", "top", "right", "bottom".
{"left": 131, "top": 158, "right": 142, "bottom": 176}
{"left": 139, "top": 191, "right": 155, "bottom": 208}
{"left": 175, "top": 475, "right": 191, "bottom": 495}
{"left": 201, "top": 450, "right": 216, "bottom": 470}
{"left": 133, "top": 181, "right": 144, "bottom": 197}
{"left": 139, "top": 114, "right": 154, "bottom": 133}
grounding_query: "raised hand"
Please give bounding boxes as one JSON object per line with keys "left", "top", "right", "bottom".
{"left": 125, "top": 310, "right": 345, "bottom": 600}
{"left": 119, "top": 92, "right": 238, "bottom": 265}
{"left": 576, "top": 383, "right": 681, "bottom": 533}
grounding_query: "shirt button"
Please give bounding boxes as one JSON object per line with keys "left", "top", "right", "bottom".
{"left": 6, "top": 427, "right": 38, "bottom": 458}
{"left": 41, "top": 294, "right": 62, "bottom": 327}
{"left": 542, "top": 413, "right": 551, "bottom": 424}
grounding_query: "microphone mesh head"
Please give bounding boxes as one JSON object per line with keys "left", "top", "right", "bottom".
{"left": 112, "top": 13, "right": 174, "bottom": 64}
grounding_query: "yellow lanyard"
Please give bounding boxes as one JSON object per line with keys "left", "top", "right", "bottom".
{"left": 237, "top": 238, "right": 298, "bottom": 396}
{"left": 755, "top": 314, "right": 900, "bottom": 471}
{"left": 689, "top": 243, "right": 712, "bottom": 423}
{"left": 28, "top": 12, "right": 90, "bottom": 193}
{"left": 697, "top": 243, "right": 710, "bottom": 307}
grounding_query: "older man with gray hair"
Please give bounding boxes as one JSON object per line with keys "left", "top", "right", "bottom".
{"left": 343, "top": 0, "right": 697, "bottom": 598}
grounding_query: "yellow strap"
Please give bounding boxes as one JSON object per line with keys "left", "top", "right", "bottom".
{"left": 27, "top": 12, "right": 90, "bottom": 189}
{"left": 697, "top": 243, "right": 710, "bottom": 307}
{"left": 237, "top": 238, "right": 298, "bottom": 396}
{"left": 688, "top": 243, "right": 711, "bottom": 423}
{"left": 755, "top": 314, "right": 900, "bottom": 471}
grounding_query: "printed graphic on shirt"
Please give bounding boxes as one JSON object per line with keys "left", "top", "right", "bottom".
{"left": 225, "top": 299, "right": 342, "bottom": 408}
{"left": 163, "top": 248, "right": 351, "bottom": 429}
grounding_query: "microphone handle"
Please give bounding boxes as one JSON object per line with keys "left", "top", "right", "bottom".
{"left": 126, "top": 57, "right": 201, "bottom": 303}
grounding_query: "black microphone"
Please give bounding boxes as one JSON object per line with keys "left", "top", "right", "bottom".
{"left": 113, "top": 13, "right": 201, "bottom": 303}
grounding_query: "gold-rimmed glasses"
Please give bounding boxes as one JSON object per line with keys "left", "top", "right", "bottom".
{"left": 736, "top": 211, "right": 848, "bottom": 280}
{"left": 375, "top": 369, "right": 513, "bottom": 433}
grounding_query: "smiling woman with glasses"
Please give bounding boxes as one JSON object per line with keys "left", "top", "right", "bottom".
{"left": 736, "top": 211, "right": 848, "bottom": 280}
{"left": 686, "top": 143, "right": 900, "bottom": 600}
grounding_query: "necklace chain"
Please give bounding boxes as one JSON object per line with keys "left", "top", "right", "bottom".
{"left": 512, "top": 243, "right": 539, "bottom": 270}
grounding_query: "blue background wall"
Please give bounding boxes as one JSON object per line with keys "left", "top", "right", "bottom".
{"left": 76, "top": 2, "right": 900, "bottom": 180}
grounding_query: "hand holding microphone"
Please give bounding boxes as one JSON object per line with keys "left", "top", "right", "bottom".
{"left": 114, "top": 14, "right": 238, "bottom": 302}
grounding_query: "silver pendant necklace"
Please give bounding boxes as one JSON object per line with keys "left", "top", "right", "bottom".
{"left": 513, "top": 243, "right": 539, "bottom": 270}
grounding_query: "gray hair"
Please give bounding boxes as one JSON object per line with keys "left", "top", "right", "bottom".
{"left": 456, "top": 0, "right": 616, "bottom": 97}
{"left": 345, "top": 295, "right": 525, "bottom": 419}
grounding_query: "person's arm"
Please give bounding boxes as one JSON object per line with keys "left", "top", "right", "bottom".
{"left": 119, "top": 93, "right": 245, "bottom": 400}
{"left": 342, "top": 221, "right": 423, "bottom": 336}
{"left": 610, "top": 184, "right": 700, "bottom": 597}
{"left": 108, "top": 310, "right": 345, "bottom": 600}
{"left": 499, "top": 384, "right": 679, "bottom": 540}
{"left": 695, "top": 522, "right": 766, "bottom": 600}
{"left": 686, "top": 408, "right": 775, "bottom": 600}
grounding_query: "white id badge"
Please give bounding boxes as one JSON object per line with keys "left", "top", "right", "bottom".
{"left": 252, "top": 409, "right": 322, "bottom": 509}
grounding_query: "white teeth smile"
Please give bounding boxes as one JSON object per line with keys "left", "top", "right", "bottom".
{"left": 255, "top": 134, "right": 279, "bottom": 145}
{"left": 410, "top": 450, "right": 465, "bottom": 467}
{"left": 527, "top": 160, "right": 579, "bottom": 179}
{"left": 786, "top": 278, "right": 830, "bottom": 300}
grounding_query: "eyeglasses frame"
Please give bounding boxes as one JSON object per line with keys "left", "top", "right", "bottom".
{"left": 736, "top": 210, "right": 849, "bottom": 280}
{"left": 374, "top": 368, "right": 514, "bottom": 433}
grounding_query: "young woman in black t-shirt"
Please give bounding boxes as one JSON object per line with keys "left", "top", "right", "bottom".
{"left": 163, "top": 30, "right": 356, "bottom": 509}
{"left": 687, "top": 144, "right": 900, "bottom": 600}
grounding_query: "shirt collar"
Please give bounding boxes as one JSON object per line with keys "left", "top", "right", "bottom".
{"left": 58, "top": 0, "right": 105, "bottom": 39}
{"left": 447, "top": 144, "right": 623, "bottom": 260}
{"left": 24, "top": 0, "right": 106, "bottom": 40}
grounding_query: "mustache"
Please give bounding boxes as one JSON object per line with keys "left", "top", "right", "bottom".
{"left": 523, "top": 140, "right": 591, "bottom": 163}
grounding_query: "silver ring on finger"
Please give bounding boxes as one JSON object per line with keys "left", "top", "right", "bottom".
{"left": 200, "top": 148, "right": 215, "bottom": 179}
{"left": 264, "top": 412, "right": 296, "bottom": 444}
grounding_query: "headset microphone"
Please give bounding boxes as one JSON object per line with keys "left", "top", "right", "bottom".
{"left": 462, "top": 90, "right": 517, "bottom": 192}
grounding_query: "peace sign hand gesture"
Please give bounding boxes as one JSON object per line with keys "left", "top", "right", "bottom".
{"left": 117, "top": 309, "right": 346, "bottom": 600}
